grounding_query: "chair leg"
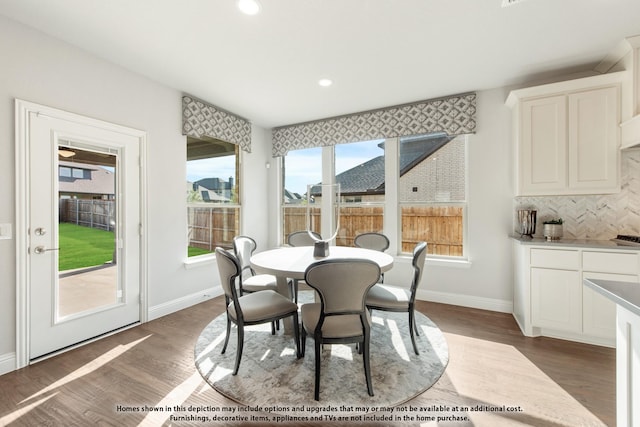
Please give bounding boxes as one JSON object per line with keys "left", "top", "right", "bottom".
{"left": 411, "top": 309, "right": 420, "bottom": 336}
{"left": 233, "top": 325, "right": 244, "bottom": 375}
{"left": 408, "top": 311, "right": 419, "bottom": 355}
{"left": 363, "top": 336, "right": 374, "bottom": 396}
{"left": 301, "top": 327, "right": 306, "bottom": 357}
{"left": 271, "top": 321, "right": 276, "bottom": 335}
{"left": 292, "top": 279, "right": 299, "bottom": 304}
{"left": 314, "top": 338, "right": 322, "bottom": 401}
{"left": 292, "top": 312, "right": 301, "bottom": 358}
{"left": 221, "top": 313, "right": 231, "bottom": 354}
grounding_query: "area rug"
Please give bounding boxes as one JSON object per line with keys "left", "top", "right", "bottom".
{"left": 194, "top": 292, "right": 448, "bottom": 414}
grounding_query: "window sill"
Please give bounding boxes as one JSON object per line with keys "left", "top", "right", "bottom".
{"left": 183, "top": 254, "right": 216, "bottom": 270}
{"left": 395, "top": 254, "right": 472, "bottom": 269}
{"left": 425, "top": 257, "right": 472, "bottom": 269}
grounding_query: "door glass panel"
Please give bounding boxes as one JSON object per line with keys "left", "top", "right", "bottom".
{"left": 57, "top": 144, "right": 119, "bottom": 320}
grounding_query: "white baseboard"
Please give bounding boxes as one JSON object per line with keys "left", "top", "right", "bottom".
{"left": 0, "top": 352, "right": 16, "bottom": 377}
{"left": 417, "top": 289, "right": 513, "bottom": 314}
{"left": 148, "top": 286, "right": 223, "bottom": 321}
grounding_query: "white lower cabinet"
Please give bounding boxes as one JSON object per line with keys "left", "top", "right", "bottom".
{"left": 513, "top": 243, "right": 640, "bottom": 347}
{"left": 531, "top": 267, "right": 581, "bottom": 332}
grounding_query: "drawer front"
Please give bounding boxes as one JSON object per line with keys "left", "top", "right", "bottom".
{"left": 583, "top": 251, "right": 640, "bottom": 275}
{"left": 530, "top": 248, "right": 580, "bottom": 270}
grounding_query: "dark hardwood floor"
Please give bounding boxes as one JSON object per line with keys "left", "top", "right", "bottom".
{"left": 0, "top": 297, "right": 615, "bottom": 426}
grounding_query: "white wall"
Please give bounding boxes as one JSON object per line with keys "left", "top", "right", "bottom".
{"left": 0, "top": 16, "right": 270, "bottom": 369}
{"left": 385, "top": 88, "right": 516, "bottom": 312}
{"left": 265, "top": 88, "right": 517, "bottom": 313}
{"left": 419, "top": 88, "right": 515, "bottom": 311}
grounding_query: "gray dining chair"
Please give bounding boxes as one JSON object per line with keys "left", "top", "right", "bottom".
{"left": 354, "top": 232, "right": 390, "bottom": 252}
{"left": 233, "top": 235, "right": 291, "bottom": 295}
{"left": 286, "top": 230, "right": 322, "bottom": 302}
{"left": 365, "top": 241, "right": 427, "bottom": 355}
{"left": 301, "top": 258, "right": 381, "bottom": 400}
{"left": 354, "top": 232, "right": 390, "bottom": 282}
{"left": 287, "top": 230, "right": 322, "bottom": 247}
{"left": 215, "top": 247, "right": 301, "bottom": 375}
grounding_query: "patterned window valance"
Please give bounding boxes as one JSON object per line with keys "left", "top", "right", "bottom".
{"left": 272, "top": 92, "right": 476, "bottom": 157}
{"left": 182, "top": 95, "right": 251, "bottom": 152}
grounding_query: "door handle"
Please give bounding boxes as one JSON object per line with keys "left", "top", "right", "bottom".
{"left": 33, "top": 246, "right": 60, "bottom": 254}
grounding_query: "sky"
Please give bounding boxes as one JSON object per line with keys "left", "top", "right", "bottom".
{"left": 186, "top": 139, "right": 385, "bottom": 195}
{"left": 285, "top": 139, "right": 384, "bottom": 195}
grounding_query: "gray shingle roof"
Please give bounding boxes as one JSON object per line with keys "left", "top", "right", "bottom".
{"left": 311, "top": 133, "right": 453, "bottom": 196}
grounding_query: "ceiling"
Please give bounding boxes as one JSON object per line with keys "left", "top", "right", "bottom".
{"left": 1, "top": 0, "right": 640, "bottom": 128}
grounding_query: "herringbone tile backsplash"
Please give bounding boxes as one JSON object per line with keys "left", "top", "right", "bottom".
{"left": 514, "top": 149, "right": 640, "bottom": 239}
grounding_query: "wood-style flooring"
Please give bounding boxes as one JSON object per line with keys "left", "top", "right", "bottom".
{"left": 0, "top": 298, "right": 615, "bottom": 426}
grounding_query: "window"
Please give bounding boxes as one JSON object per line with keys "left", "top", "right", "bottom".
{"left": 282, "top": 147, "right": 322, "bottom": 243}
{"left": 399, "top": 133, "right": 467, "bottom": 256}
{"left": 186, "top": 136, "right": 239, "bottom": 257}
{"left": 279, "top": 132, "right": 468, "bottom": 260}
{"left": 334, "top": 139, "right": 385, "bottom": 246}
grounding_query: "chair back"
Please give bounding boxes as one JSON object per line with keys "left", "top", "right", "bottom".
{"left": 288, "top": 230, "right": 321, "bottom": 247}
{"left": 305, "top": 259, "right": 380, "bottom": 316}
{"left": 409, "top": 242, "right": 428, "bottom": 302}
{"left": 354, "top": 232, "right": 390, "bottom": 252}
{"left": 233, "top": 235, "right": 257, "bottom": 279}
{"left": 215, "top": 247, "right": 242, "bottom": 306}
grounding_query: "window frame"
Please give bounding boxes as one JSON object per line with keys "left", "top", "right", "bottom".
{"left": 186, "top": 139, "right": 241, "bottom": 260}
{"left": 279, "top": 135, "right": 469, "bottom": 262}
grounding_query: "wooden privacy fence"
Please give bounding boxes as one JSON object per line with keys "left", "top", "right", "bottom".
{"left": 401, "top": 206, "right": 463, "bottom": 256}
{"left": 59, "top": 199, "right": 115, "bottom": 231}
{"left": 188, "top": 205, "right": 239, "bottom": 251}
{"left": 283, "top": 205, "right": 463, "bottom": 255}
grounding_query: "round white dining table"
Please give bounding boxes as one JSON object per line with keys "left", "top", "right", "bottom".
{"left": 251, "top": 246, "right": 394, "bottom": 333}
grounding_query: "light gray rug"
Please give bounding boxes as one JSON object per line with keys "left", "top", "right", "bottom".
{"left": 194, "top": 292, "right": 448, "bottom": 414}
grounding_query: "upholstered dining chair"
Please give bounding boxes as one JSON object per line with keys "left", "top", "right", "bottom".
{"left": 233, "top": 235, "right": 289, "bottom": 295}
{"left": 354, "top": 232, "right": 390, "bottom": 252}
{"left": 287, "top": 230, "right": 322, "bottom": 247}
{"left": 365, "top": 241, "right": 427, "bottom": 355}
{"left": 286, "top": 230, "right": 322, "bottom": 302}
{"left": 301, "top": 258, "right": 381, "bottom": 400}
{"left": 354, "top": 232, "right": 390, "bottom": 282}
{"left": 215, "top": 247, "right": 301, "bottom": 375}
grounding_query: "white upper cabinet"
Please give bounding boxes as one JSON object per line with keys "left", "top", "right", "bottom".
{"left": 507, "top": 72, "right": 623, "bottom": 196}
{"left": 520, "top": 95, "right": 567, "bottom": 194}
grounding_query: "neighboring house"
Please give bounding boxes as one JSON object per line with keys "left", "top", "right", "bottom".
{"left": 187, "top": 181, "right": 231, "bottom": 203}
{"left": 283, "top": 189, "right": 305, "bottom": 204}
{"left": 310, "top": 133, "right": 459, "bottom": 202}
{"left": 192, "top": 177, "right": 234, "bottom": 202}
{"left": 58, "top": 160, "right": 115, "bottom": 200}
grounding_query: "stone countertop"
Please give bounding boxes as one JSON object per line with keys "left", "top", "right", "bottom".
{"left": 509, "top": 234, "right": 640, "bottom": 251}
{"left": 583, "top": 278, "right": 640, "bottom": 317}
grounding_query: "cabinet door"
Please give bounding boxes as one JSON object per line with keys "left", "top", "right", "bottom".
{"left": 568, "top": 86, "right": 619, "bottom": 192}
{"left": 520, "top": 96, "right": 567, "bottom": 195}
{"left": 583, "top": 272, "right": 639, "bottom": 340}
{"left": 531, "top": 267, "right": 581, "bottom": 332}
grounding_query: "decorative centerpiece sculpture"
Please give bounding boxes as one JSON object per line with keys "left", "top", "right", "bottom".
{"left": 306, "top": 183, "right": 341, "bottom": 257}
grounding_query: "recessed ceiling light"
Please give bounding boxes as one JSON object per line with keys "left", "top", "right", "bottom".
{"left": 318, "top": 78, "right": 333, "bottom": 87}
{"left": 237, "top": 0, "right": 261, "bottom": 15}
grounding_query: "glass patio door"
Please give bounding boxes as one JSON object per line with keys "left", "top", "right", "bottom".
{"left": 28, "top": 112, "right": 141, "bottom": 360}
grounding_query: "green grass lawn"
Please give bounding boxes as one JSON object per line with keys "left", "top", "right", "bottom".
{"left": 188, "top": 246, "right": 213, "bottom": 257}
{"left": 58, "top": 223, "right": 115, "bottom": 271}
{"left": 59, "top": 222, "right": 213, "bottom": 270}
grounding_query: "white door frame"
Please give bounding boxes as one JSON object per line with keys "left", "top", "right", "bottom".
{"left": 15, "top": 99, "right": 148, "bottom": 369}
